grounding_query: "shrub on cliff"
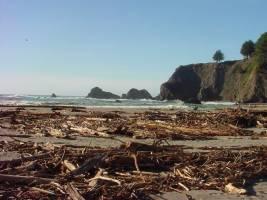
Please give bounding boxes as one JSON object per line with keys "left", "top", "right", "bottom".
{"left": 213, "top": 50, "right": 224, "bottom": 63}
{"left": 255, "top": 32, "right": 267, "bottom": 66}
{"left": 241, "top": 40, "right": 255, "bottom": 59}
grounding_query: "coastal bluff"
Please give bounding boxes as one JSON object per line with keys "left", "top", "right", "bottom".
{"left": 160, "top": 60, "right": 267, "bottom": 103}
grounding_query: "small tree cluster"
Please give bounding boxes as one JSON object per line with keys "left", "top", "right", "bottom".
{"left": 240, "top": 40, "right": 255, "bottom": 59}
{"left": 213, "top": 50, "right": 224, "bottom": 63}
{"left": 211, "top": 33, "right": 267, "bottom": 64}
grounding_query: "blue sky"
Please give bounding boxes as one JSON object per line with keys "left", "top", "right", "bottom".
{"left": 0, "top": 0, "right": 266, "bottom": 96}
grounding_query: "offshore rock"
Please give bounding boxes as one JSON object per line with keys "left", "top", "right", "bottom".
{"left": 87, "top": 87, "right": 120, "bottom": 99}
{"left": 126, "top": 88, "right": 152, "bottom": 99}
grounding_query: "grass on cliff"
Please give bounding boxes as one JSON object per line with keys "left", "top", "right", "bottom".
{"left": 238, "top": 57, "right": 261, "bottom": 101}
{"left": 222, "top": 57, "right": 260, "bottom": 101}
{"left": 241, "top": 58, "right": 258, "bottom": 83}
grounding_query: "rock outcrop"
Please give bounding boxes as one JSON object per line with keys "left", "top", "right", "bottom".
{"left": 125, "top": 88, "right": 152, "bottom": 99}
{"left": 87, "top": 87, "right": 120, "bottom": 99}
{"left": 153, "top": 94, "right": 161, "bottom": 101}
{"left": 121, "top": 94, "right": 127, "bottom": 99}
{"left": 160, "top": 60, "right": 267, "bottom": 103}
{"left": 51, "top": 93, "right": 57, "bottom": 98}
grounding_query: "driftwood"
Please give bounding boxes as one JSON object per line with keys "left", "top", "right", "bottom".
{"left": 62, "top": 160, "right": 76, "bottom": 172}
{"left": 0, "top": 174, "right": 54, "bottom": 184}
{"left": 0, "top": 160, "right": 38, "bottom": 173}
{"left": 88, "top": 168, "right": 104, "bottom": 187}
{"left": 0, "top": 152, "right": 51, "bottom": 165}
{"left": 30, "top": 187, "right": 56, "bottom": 196}
{"left": 88, "top": 175, "right": 121, "bottom": 186}
{"left": 64, "top": 183, "right": 85, "bottom": 200}
{"left": 0, "top": 107, "right": 266, "bottom": 199}
{"left": 68, "top": 153, "right": 108, "bottom": 177}
{"left": 0, "top": 140, "right": 266, "bottom": 199}
{"left": 178, "top": 182, "right": 190, "bottom": 191}
{"left": 0, "top": 134, "right": 31, "bottom": 138}
{"left": 1, "top": 106, "right": 261, "bottom": 142}
{"left": 225, "top": 183, "right": 247, "bottom": 194}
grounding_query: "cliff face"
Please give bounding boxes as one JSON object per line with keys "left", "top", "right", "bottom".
{"left": 160, "top": 60, "right": 267, "bottom": 103}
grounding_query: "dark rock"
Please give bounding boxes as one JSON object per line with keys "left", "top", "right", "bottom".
{"left": 87, "top": 87, "right": 120, "bottom": 99}
{"left": 126, "top": 88, "right": 152, "bottom": 99}
{"left": 160, "top": 60, "right": 267, "bottom": 103}
{"left": 121, "top": 94, "right": 127, "bottom": 99}
{"left": 115, "top": 100, "right": 122, "bottom": 103}
{"left": 153, "top": 94, "right": 161, "bottom": 101}
{"left": 51, "top": 93, "right": 57, "bottom": 98}
{"left": 184, "top": 98, "right": 201, "bottom": 104}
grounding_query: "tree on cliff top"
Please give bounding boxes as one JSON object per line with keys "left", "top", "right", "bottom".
{"left": 213, "top": 50, "right": 224, "bottom": 63}
{"left": 241, "top": 40, "right": 255, "bottom": 59}
{"left": 255, "top": 32, "right": 267, "bottom": 66}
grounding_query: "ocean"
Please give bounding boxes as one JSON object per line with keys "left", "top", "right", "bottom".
{"left": 0, "top": 94, "right": 235, "bottom": 110}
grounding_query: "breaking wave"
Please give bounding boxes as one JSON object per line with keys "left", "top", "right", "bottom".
{"left": 0, "top": 94, "right": 235, "bottom": 110}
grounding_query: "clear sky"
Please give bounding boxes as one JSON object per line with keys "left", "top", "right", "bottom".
{"left": 0, "top": 0, "right": 266, "bottom": 96}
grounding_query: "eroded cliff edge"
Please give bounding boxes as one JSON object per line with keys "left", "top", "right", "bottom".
{"left": 160, "top": 60, "right": 267, "bottom": 103}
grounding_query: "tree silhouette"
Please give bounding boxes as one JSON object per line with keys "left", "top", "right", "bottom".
{"left": 241, "top": 40, "right": 255, "bottom": 59}
{"left": 213, "top": 50, "right": 224, "bottom": 63}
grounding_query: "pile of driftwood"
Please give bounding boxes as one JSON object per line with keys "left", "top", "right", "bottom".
{"left": 0, "top": 140, "right": 266, "bottom": 199}
{"left": 0, "top": 107, "right": 266, "bottom": 141}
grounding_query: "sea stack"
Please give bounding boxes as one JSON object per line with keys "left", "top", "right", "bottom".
{"left": 125, "top": 88, "right": 152, "bottom": 99}
{"left": 87, "top": 87, "right": 120, "bottom": 99}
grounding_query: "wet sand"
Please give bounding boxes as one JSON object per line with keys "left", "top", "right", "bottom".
{"left": 1, "top": 133, "right": 266, "bottom": 151}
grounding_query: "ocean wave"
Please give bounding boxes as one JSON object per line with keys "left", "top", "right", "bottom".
{"left": 0, "top": 94, "right": 235, "bottom": 110}
{"left": 202, "top": 101, "right": 235, "bottom": 105}
{"left": 0, "top": 100, "right": 42, "bottom": 106}
{"left": 83, "top": 104, "right": 189, "bottom": 109}
{"left": 85, "top": 97, "right": 121, "bottom": 101}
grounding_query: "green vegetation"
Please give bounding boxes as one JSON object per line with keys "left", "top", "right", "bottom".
{"left": 240, "top": 40, "right": 255, "bottom": 59}
{"left": 255, "top": 32, "right": 267, "bottom": 66}
{"left": 241, "top": 59, "right": 257, "bottom": 83}
{"left": 213, "top": 50, "right": 224, "bottom": 63}
{"left": 208, "top": 32, "right": 267, "bottom": 102}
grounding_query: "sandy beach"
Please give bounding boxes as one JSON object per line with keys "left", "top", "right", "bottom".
{"left": 0, "top": 105, "right": 266, "bottom": 199}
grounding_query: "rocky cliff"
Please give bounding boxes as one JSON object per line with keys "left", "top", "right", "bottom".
{"left": 160, "top": 60, "right": 267, "bottom": 103}
{"left": 87, "top": 87, "right": 120, "bottom": 99}
{"left": 125, "top": 88, "right": 152, "bottom": 99}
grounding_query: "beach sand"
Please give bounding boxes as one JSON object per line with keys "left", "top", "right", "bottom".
{"left": 0, "top": 105, "right": 267, "bottom": 199}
